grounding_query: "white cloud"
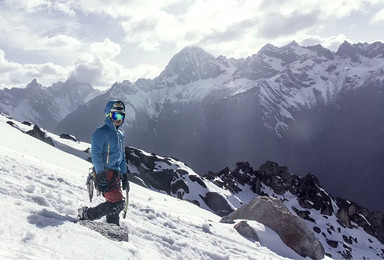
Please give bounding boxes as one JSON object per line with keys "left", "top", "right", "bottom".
{"left": 3, "top": 0, "right": 75, "bottom": 15}
{"left": 1, "top": 0, "right": 384, "bottom": 89}
{"left": 371, "top": 8, "right": 384, "bottom": 24}
{"left": 0, "top": 49, "right": 69, "bottom": 88}
{"left": 70, "top": 39, "right": 137, "bottom": 88}
{"left": 299, "top": 34, "right": 350, "bottom": 51}
{"left": 126, "top": 63, "right": 163, "bottom": 82}
{"left": 90, "top": 39, "right": 121, "bottom": 60}
{"left": 43, "top": 35, "right": 81, "bottom": 49}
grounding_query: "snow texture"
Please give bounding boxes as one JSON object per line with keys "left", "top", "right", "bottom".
{"left": 0, "top": 114, "right": 308, "bottom": 259}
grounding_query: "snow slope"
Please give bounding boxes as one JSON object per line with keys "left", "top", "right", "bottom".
{"left": 0, "top": 115, "right": 309, "bottom": 259}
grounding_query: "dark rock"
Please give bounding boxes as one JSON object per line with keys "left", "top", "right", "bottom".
{"left": 26, "top": 125, "right": 55, "bottom": 146}
{"left": 189, "top": 175, "right": 207, "bottom": 188}
{"left": 6, "top": 121, "right": 15, "bottom": 127}
{"left": 234, "top": 221, "right": 259, "bottom": 241}
{"left": 59, "top": 133, "right": 78, "bottom": 142}
{"left": 326, "top": 239, "right": 338, "bottom": 248}
{"left": 336, "top": 206, "right": 352, "bottom": 228}
{"left": 292, "top": 207, "right": 316, "bottom": 223}
{"left": 171, "top": 180, "right": 189, "bottom": 198}
{"left": 336, "top": 197, "right": 384, "bottom": 244}
{"left": 343, "top": 235, "right": 355, "bottom": 245}
{"left": 220, "top": 216, "right": 235, "bottom": 224}
{"left": 201, "top": 192, "right": 233, "bottom": 213}
{"left": 22, "top": 121, "right": 32, "bottom": 126}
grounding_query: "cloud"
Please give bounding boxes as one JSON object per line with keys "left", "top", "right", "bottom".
{"left": 299, "top": 34, "right": 349, "bottom": 51}
{"left": 43, "top": 35, "right": 81, "bottom": 49}
{"left": 70, "top": 59, "right": 104, "bottom": 85}
{"left": 3, "top": 0, "right": 75, "bottom": 15}
{"left": 257, "top": 11, "right": 320, "bottom": 39}
{"left": 1, "top": 0, "right": 384, "bottom": 90}
{"left": 0, "top": 49, "right": 69, "bottom": 88}
{"left": 127, "top": 63, "right": 163, "bottom": 82}
{"left": 371, "top": 8, "right": 384, "bottom": 23}
{"left": 90, "top": 39, "right": 121, "bottom": 60}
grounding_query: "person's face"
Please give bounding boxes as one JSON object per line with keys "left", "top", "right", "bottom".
{"left": 112, "top": 119, "right": 123, "bottom": 127}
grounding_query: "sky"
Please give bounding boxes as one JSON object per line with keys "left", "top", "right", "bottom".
{"left": 1, "top": 0, "right": 384, "bottom": 90}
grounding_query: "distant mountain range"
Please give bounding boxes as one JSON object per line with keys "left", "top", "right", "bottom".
{"left": 0, "top": 78, "right": 100, "bottom": 130}
{"left": 1, "top": 41, "right": 383, "bottom": 212}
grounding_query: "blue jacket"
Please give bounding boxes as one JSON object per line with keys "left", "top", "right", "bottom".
{"left": 91, "top": 100, "right": 128, "bottom": 176}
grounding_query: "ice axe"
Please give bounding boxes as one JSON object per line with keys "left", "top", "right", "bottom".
{"left": 123, "top": 185, "right": 129, "bottom": 219}
{"left": 86, "top": 167, "right": 100, "bottom": 202}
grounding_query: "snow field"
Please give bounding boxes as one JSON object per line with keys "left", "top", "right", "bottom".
{"left": 0, "top": 117, "right": 298, "bottom": 259}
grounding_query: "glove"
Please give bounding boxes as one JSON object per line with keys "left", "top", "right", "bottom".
{"left": 96, "top": 171, "right": 108, "bottom": 192}
{"left": 121, "top": 174, "right": 130, "bottom": 192}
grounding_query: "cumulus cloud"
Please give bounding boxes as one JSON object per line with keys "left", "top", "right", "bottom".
{"left": 69, "top": 39, "right": 131, "bottom": 88}
{"left": 70, "top": 59, "right": 104, "bottom": 85}
{"left": 90, "top": 39, "right": 121, "bottom": 60}
{"left": 1, "top": 0, "right": 384, "bottom": 90}
{"left": 0, "top": 49, "right": 69, "bottom": 88}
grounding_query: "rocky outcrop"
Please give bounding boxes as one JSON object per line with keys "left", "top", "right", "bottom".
{"left": 229, "top": 196, "right": 324, "bottom": 260}
{"left": 7, "top": 120, "right": 55, "bottom": 147}
{"left": 123, "top": 147, "right": 383, "bottom": 258}
{"left": 206, "top": 161, "right": 334, "bottom": 215}
{"left": 26, "top": 125, "right": 55, "bottom": 146}
{"left": 125, "top": 146, "right": 190, "bottom": 195}
{"left": 336, "top": 198, "right": 384, "bottom": 244}
{"left": 125, "top": 147, "right": 233, "bottom": 214}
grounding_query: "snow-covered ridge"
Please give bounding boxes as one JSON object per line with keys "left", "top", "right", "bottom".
{"left": 2, "top": 113, "right": 384, "bottom": 259}
{"left": 4, "top": 41, "right": 384, "bottom": 139}
{"left": 0, "top": 112, "right": 310, "bottom": 259}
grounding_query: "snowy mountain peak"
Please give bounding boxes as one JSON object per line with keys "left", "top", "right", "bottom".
{"left": 305, "top": 44, "right": 335, "bottom": 60}
{"left": 287, "top": 40, "right": 299, "bottom": 47}
{"left": 158, "top": 46, "right": 222, "bottom": 85}
{"left": 336, "top": 41, "right": 384, "bottom": 60}
{"left": 26, "top": 78, "right": 43, "bottom": 89}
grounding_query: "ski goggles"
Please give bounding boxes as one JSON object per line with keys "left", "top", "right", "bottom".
{"left": 110, "top": 111, "right": 125, "bottom": 121}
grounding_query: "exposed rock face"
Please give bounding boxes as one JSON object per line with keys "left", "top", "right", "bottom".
{"left": 234, "top": 221, "right": 259, "bottom": 241}
{"left": 26, "top": 125, "right": 55, "bottom": 146}
{"left": 121, "top": 144, "right": 384, "bottom": 259}
{"left": 229, "top": 196, "right": 324, "bottom": 260}
{"left": 125, "top": 147, "right": 190, "bottom": 195}
{"left": 336, "top": 198, "right": 384, "bottom": 244}
{"left": 206, "top": 161, "right": 334, "bottom": 215}
{"left": 207, "top": 160, "right": 384, "bottom": 258}
{"left": 125, "top": 146, "right": 234, "bottom": 214}
{"left": 202, "top": 192, "right": 233, "bottom": 216}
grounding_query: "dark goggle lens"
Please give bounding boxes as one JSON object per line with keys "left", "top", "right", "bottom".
{"left": 111, "top": 112, "right": 125, "bottom": 121}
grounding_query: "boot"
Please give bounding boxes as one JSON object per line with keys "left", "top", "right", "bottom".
{"left": 78, "top": 206, "right": 89, "bottom": 220}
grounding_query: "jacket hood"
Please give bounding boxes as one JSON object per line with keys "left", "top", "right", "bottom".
{"left": 104, "top": 100, "right": 126, "bottom": 128}
{"left": 104, "top": 100, "right": 126, "bottom": 115}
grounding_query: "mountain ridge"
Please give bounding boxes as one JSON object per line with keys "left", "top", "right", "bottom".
{"left": 3, "top": 113, "right": 383, "bottom": 259}
{"left": 2, "top": 41, "right": 384, "bottom": 213}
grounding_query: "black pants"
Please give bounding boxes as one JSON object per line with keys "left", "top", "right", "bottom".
{"left": 86, "top": 200, "right": 125, "bottom": 226}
